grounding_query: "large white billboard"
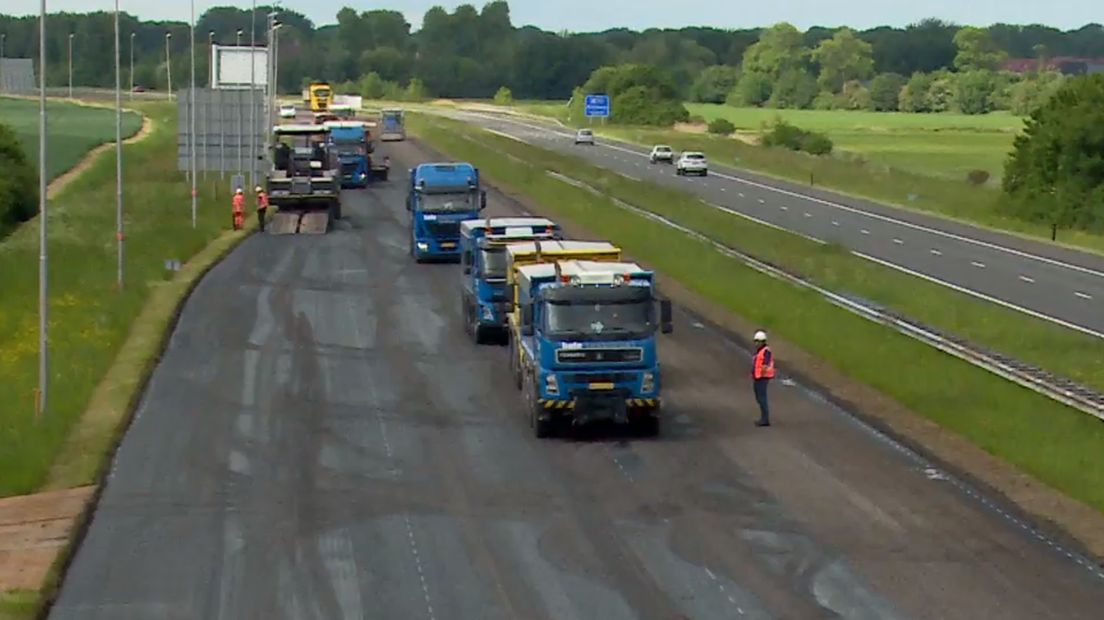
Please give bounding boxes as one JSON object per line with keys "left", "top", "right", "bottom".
{"left": 211, "top": 45, "right": 269, "bottom": 89}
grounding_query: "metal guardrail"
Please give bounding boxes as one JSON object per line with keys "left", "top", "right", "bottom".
{"left": 545, "top": 170, "right": 1104, "bottom": 423}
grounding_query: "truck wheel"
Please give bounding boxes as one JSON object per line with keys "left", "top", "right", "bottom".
{"left": 334, "top": 201, "right": 342, "bottom": 220}
{"left": 635, "top": 411, "right": 660, "bottom": 438}
{"left": 461, "top": 294, "right": 473, "bottom": 336}
{"left": 524, "top": 372, "right": 553, "bottom": 439}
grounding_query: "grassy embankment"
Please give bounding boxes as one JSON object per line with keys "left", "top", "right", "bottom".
{"left": 508, "top": 100, "right": 1104, "bottom": 255}
{"left": 410, "top": 112, "right": 1104, "bottom": 513}
{"left": 0, "top": 97, "right": 142, "bottom": 181}
{"left": 0, "top": 101, "right": 231, "bottom": 498}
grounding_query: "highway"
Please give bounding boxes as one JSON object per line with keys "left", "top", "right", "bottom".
{"left": 441, "top": 110, "right": 1104, "bottom": 339}
{"left": 49, "top": 142, "right": 1104, "bottom": 619}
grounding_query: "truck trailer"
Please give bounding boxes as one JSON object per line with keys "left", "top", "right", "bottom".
{"left": 379, "top": 109, "right": 406, "bottom": 141}
{"left": 513, "top": 260, "right": 673, "bottom": 437}
{"left": 459, "top": 217, "right": 562, "bottom": 343}
{"left": 407, "top": 163, "right": 487, "bottom": 262}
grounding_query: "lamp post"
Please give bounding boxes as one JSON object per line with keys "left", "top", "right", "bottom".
{"left": 129, "top": 32, "right": 135, "bottom": 100}
{"left": 165, "top": 32, "right": 172, "bottom": 100}
{"left": 236, "top": 29, "right": 243, "bottom": 173}
{"left": 189, "top": 0, "right": 197, "bottom": 228}
{"left": 37, "top": 0, "right": 48, "bottom": 416}
{"left": 114, "top": 0, "right": 124, "bottom": 289}
{"left": 249, "top": 1, "right": 257, "bottom": 190}
{"left": 68, "top": 33, "right": 74, "bottom": 98}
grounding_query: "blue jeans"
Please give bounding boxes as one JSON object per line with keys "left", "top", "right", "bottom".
{"left": 753, "top": 379, "right": 770, "bottom": 423}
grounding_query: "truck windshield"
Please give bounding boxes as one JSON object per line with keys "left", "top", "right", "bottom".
{"left": 544, "top": 299, "right": 654, "bottom": 340}
{"left": 419, "top": 192, "right": 475, "bottom": 213}
{"left": 480, "top": 248, "right": 508, "bottom": 279}
{"left": 334, "top": 142, "right": 364, "bottom": 155}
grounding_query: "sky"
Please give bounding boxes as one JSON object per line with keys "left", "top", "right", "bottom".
{"left": 1, "top": 0, "right": 1101, "bottom": 32}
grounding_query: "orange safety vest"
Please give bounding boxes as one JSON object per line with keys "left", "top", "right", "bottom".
{"left": 256, "top": 191, "right": 269, "bottom": 211}
{"left": 232, "top": 194, "right": 245, "bottom": 214}
{"left": 753, "top": 345, "right": 775, "bottom": 380}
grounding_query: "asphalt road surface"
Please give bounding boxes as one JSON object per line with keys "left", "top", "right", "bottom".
{"left": 441, "top": 110, "right": 1104, "bottom": 339}
{"left": 50, "top": 142, "right": 1104, "bottom": 619}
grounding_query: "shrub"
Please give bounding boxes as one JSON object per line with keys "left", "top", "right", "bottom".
{"left": 687, "top": 114, "right": 707, "bottom": 124}
{"left": 802, "top": 132, "right": 835, "bottom": 155}
{"left": 707, "top": 118, "right": 737, "bottom": 135}
{"left": 811, "top": 91, "right": 837, "bottom": 110}
{"left": 869, "top": 73, "right": 907, "bottom": 111}
{"left": 966, "top": 169, "right": 991, "bottom": 185}
{"left": 760, "top": 119, "right": 834, "bottom": 156}
{"left": 0, "top": 122, "right": 37, "bottom": 238}
{"left": 611, "top": 85, "right": 689, "bottom": 126}
{"left": 493, "top": 86, "right": 514, "bottom": 105}
{"left": 769, "top": 69, "right": 818, "bottom": 109}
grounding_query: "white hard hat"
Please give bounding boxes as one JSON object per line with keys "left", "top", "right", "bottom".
{"left": 753, "top": 330, "right": 768, "bottom": 342}
{"left": 235, "top": 188, "right": 243, "bottom": 194}
{"left": 254, "top": 186, "right": 263, "bottom": 193}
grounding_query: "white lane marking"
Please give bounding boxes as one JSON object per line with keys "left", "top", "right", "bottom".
{"left": 738, "top": 192, "right": 744, "bottom": 198}
{"left": 471, "top": 113, "right": 1104, "bottom": 280}
{"left": 467, "top": 113, "right": 1104, "bottom": 340}
{"left": 1020, "top": 275, "right": 1035, "bottom": 283}
{"left": 854, "top": 251, "right": 1104, "bottom": 340}
{"left": 930, "top": 249, "right": 942, "bottom": 256}
{"left": 1075, "top": 291, "right": 1093, "bottom": 300}
{"left": 757, "top": 198, "right": 766, "bottom": 204}
{"left": 707, "top": 202, "right": 825, "bottom": 245}
{"left": 860, "top": 229, "right": 870, "bottom": 235}
{"left": 619, "top": 172, "right": 641, "bottom": 182}
{"left": 803, "top": 212, "right": 812, "bottom": 218}
{"left": 892, "top": 238, "right": 903, "bottom": 245}
{"left": 971, "top": 261, "right": 986, "bottom": 269}
{"left": 832, "top": 220, "right": 839, "bottom": 227}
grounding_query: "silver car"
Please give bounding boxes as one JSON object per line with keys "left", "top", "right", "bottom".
{"left": 574, "top": 129, "right": 595, "bottom": 145}
{"left": 675, "top": 151, "right": 708, "bottom": 176}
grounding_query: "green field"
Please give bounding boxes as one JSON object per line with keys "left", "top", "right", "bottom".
{"left": 0, "top": 102, "right": 225, "bottom": 498}
{"left": 410, "top": 112, "right": 1104, "bottom": 514}
{"left": 686, "top": 104, "right": 1022, "bottom": 182}
{"left": 0, "top": 97, "right": 142, "bottom": 182}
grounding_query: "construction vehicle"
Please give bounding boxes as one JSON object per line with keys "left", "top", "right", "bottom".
{"left": 379, "top": 109, "right": 406, "bottom": 141}
{"left": 513, "top": 260, "right": 672, "bottom": 437}
{"left": 265, "top": 124, "right": 343, "bottom": 235}
{"left": 323, "top": 120, "right": 390, "bottom": 188}
{"left": 504, "top": 240, "right": 622, "bottom": 390}
{"left": 308, "top": 82, "right": 332, "bottom": 113}
{"left": 407, "top": 163, "right": 487, "bottom": 262}
{"left": 459, "top": 217, "right": 562, "bottom": 344}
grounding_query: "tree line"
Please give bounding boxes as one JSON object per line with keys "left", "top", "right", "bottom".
{"left": 1, "top": 4, "right": 1102, "bottom": 102}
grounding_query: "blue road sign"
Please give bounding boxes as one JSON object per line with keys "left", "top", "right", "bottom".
{"left": 584, "top": 94, "right": 610, "bottom": 118}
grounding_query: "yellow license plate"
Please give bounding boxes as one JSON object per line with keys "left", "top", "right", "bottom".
{"left": 588, "top": 382, "right": 615, "bottom": 390}
{"left": 440, "top": 242, "right": 456, "bottom": 248}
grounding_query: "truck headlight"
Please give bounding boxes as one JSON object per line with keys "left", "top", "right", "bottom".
{"left": 544, "top": 374, "right": 559, "bottom": 396}
{"left": 641, "top": 371, "right": 655, "bottom": 394}
{"left": 481, "top": 305, "right": 494, "bottom": 320}
{"left": 417, "top": 242, "right": 429, "bottom": 251}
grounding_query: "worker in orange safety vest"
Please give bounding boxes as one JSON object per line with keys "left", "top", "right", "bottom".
{"left": 254, "top": 186, "right": 269, "bottom": 232}
{"left": 751, "top": 330, "right": 775, "bottom": 427}
{"left": 231, "top": 188, "right": 245, "bottom": 230}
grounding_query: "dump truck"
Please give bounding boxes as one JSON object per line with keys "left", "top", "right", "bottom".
{"left": 459, "top": 217, "right": 562, "bottom": 344}
{"left": 504, "top": 240, "right": 622, "bottom": 389}
{"left": 265, "top": 124, "right": 343, "bottom": 235}
{"left": 308, "top": 82, "right": 332, "bottom": 113}
{"left": 513, "top": 260, "right": 672, "bottom": 437}
{"left": 379, "top": 108, "right": 406, "bottom": 141}
{"left": 407, "top": 162, "right": 487, "bottom": 262}
{"left": 323, "top": 121, "right": 390, "bottom": 188}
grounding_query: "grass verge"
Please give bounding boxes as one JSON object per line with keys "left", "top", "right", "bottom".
{"left": 0, "top": 97, "right": 143, "bottom": 182}
{"left": 0, "top": 590, "right": 36, "bottom": 620}
{"left": 0, "top": 101, "right": 236, "bottom": 498}
{"left": 410, "top": 112, "right": 1104, "bottom": 514}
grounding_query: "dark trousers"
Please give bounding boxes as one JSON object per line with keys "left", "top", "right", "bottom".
{"left": 753, "top": 378, "right": 770, "bottom": 423}
{"left": 258, "top": 208, "right": 267, "bottom": 231}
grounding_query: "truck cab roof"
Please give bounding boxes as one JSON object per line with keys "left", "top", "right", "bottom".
{"left": 322, "top": 121, "right": 366, "bottom": 130}
{"left": 272, "top": 124, "right": 331, "bottom": 135}
{"left": 517, "top": 260, "right": 650, "bottom": 284}
{"left": 413, "top": 162, "right": 478, "bottom": 190}
{"left": 506, "top": 240, "right": 618, "bottom": 258}
{"left": 460, "top": 217, "right": 558, "bottom": 238}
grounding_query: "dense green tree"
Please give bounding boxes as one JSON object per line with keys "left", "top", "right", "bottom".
{"left": 954, "top": 27, "right": 1008, "bottom": 71}
{"left": 1003, "top": 75, "right": 1104, "bottom": 231}
{"left": 729, "top": 72, "right": 773, "bottom": 107}
{"left": 953, "top": 70, "right": 996, "bottom": 114}
{"left": 742, "top": 23, "right": 808, "bottom": 80}
{"left": 769, "top": 69, "right": 818, "bottom": 109}
{"left": 0, "top": 123, "right": 37, "bottom": 239}
{"left": 898, "top": 72, "right": 934, "bottom": 112}
{"left": 1009, "top": 71, "right": 1066, "bottom": 115}
{"left": 869, "top": 72, "right": 907, "bottom": 111}
{"left": 689, "top": 65, "right": 741, "bottom": 103}
{"left": 812, "top": 28, "right": 874, "bottom": 92}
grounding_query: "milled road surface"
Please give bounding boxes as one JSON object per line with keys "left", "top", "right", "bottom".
{"left": 442, "top": 110, "right": 1104, "bottom": 339}
{"left": 50, "top": 143, "right": 1104, "bottom": 619}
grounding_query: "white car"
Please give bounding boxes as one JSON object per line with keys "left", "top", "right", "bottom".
{"left": 675, "top": 152, "right": 708, "bottom": 176}
{"left": 649, "top": 144, "right": 674, "bottom": 164}
{"left": 574, "top": 129, "right": 594, "bottom": 145}
{"left": 279, "top": 105, "right": 296, "bottom": 119}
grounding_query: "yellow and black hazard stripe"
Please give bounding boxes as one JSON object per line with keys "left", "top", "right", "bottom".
{"left": 538, "top": 399, "right": 576, "bottom": 410}
{"left": 626, "top": 398, "right": 659, "bottom": 408}
{"left": 539, "top": 399, "right": 659, "bottom": 409}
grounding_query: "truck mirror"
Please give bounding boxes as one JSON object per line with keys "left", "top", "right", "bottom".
{"left": 480, "top": 190, "right": 487, "bottom": 210}
{"left": 660, "top": 299, "right": 673, "bottom": 334}
{"left": 520, "top": 304, "right": 533, "bottom": 329}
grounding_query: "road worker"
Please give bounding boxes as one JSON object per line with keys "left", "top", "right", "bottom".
{"left": 254, "top": 186, "right": 269, "bottom": 232}
{"left": 752, "top": 330, "right": 775, "bottom": 427}
{"left": 232, "top": 188, "right": 245, "bottom": 230}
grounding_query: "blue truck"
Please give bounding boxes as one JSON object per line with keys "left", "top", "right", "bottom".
{"left": 407, "top": 162, "right": 487, "bottom": 262}
{"left": 379, "top": 109, "right": 405, "bottom": 141}
{"left": 459, "top": 217, "right": 562, "bottom": 343}
{"left": 324, "top": 121, "right": 389, "bottom": 188}
{"left": 513, "top": 259, "right": 673, "bottom": 438}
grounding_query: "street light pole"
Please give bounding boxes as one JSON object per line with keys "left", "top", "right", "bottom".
{"left": 190, "top": 0, "right": 197, "bottom": 228}
{"left": 165, "top": 32, "right": 172, "bottom": 100}
{"left": 68, "top": 33, "right": 74, "bottom": 99}
{"left": 205, "top": 30, "right": 213, "bottom": 181}
{"left": 236, "top": 29, "right": 243, "bottom": 174}
{"left": 129, "top": 32, "right": 135, "bottom": 101}
{"left": 114, "top": 0, "right": 124, "bottom": 290}
{"left": 249, "top": 1, "right": 257, "bottom": 191}
{"left": 37, "top": 0, "right": 48, "bottom": 416}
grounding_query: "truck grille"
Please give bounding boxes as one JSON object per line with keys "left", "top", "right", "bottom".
{"left": 556, "top": 348, "right": 643, "bottom": 364}
{"left": 341, "top": 162, "right": 359, "bottom": 177}
{"left": 291, "top": 179, "right": 311, "bottom": 194}
{"left": 564, "top": 372, "right": 635, "bottom": 384}
{"left": 425, "top": 221, "right": 461, "bottom": 239}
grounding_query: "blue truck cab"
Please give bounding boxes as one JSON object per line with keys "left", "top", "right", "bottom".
{"left": 406, "top": 163, "right": 487, "bottom": 262}
{"left": 324, "top": 121, "right": 389, "bottom": 188}
{"left": 459, "top": 217, "right": 562, "bottom": 343}
{"left": 514, "top": 260, "right": 673, "bottom": 438}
